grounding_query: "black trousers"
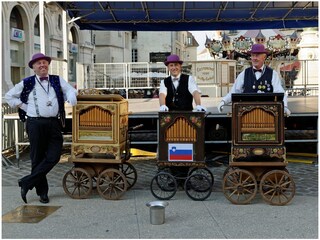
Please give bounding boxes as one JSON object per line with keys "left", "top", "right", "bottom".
{"left": 20, "top": 117, "right": 63, "bottom": 196}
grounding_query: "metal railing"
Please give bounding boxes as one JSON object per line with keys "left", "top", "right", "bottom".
{"left": 86, "top": 62, "right": 168, "bottom": 98}
{"left": 82, "top": 59, "right": 318, "bottom": 98}
{"left": 2, "top": 103, "right": 26, "bottom": 152}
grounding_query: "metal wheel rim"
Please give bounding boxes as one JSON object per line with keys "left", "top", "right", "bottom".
{"left": 222, "top": 169, "right": 257, "bottom": 205}
{"left": 62, "top": 167, "right": 93, "bottom": 199}
{"left": 119, "top": 162, "right": 137, "bottom": 190}
{"left": 188, "top": 167, "right": 214, "bottom": 186}
{"left": 260, "top": 170, "right": 296, "bottom": 206}
{"left": 97, "top": 168, "right": 127, "bottom": 200}
{"left": 150, "top": 172, "right": 177, "bottom": 200}
{"left": 185, "top": 174, "right": 212, "bottom": 201}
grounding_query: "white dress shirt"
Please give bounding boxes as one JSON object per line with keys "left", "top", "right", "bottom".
{"left": 5, "top": 75, "right": 78, "bottom": 118}
{"left": 221, "top": 65, "right": 288, "bottom": 107}
{"left": 159, "top": 74, "right": 201, "bottom": 95}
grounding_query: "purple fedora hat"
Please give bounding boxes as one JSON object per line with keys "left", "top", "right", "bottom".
{"left": 248, "top": 44, "right": 269, "bottom": 54}
{"left": 28, "top": 53, "right": 51, "bottom": 68}
{"left": 164, "top": 54, "right": 183, "bottom": 66}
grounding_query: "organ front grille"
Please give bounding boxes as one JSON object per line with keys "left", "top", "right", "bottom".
{"left": 165, "top": 117, "right": 197, "bottom": 142}
{"left": 241, "top": 108, "right": 275, "bottom": 133}
{"left": 79, "top": 106, "right": 112, "bottom": 130}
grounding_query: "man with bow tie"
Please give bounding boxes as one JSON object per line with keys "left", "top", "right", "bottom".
{"left": 159, "top": 54, "right": 206, "bottom": 112}
{"left": 5, "top": 53, "right": 77, "bottom": 204}
{"left": 158, "top": 54, "right": 206, "bottom": 183}
{"left": 217, "top": 44, "right": 291, "bottom": 116}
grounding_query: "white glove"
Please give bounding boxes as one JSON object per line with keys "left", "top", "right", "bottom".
{"left": 217, "top": 100, "right": 225, "bottom": 113}
{"left": 159, "top": 105, "right": 169, "bottom": 112}
{"left": 284, "top": 107, "right": 291, "bottom": 117}
{"left": 196, "top": 105, "right": 207, "bottom": 112}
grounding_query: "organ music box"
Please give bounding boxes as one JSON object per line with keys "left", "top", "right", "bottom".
{"left": 231, "top": 93, "right": 286, "bottom": 162}
{"left": 70, "top": 89, "right": 129, "bottom": 163}
{"left": 158, "top": 111, "right": 205, "bottom": 167}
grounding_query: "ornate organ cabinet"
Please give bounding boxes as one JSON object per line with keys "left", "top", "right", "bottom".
{"left": 70, "top": 89, "right": 129, "bottom": 163}
{"left": 231, "top": 93, "right": 286, "bottom": 164}
{"left": 158, "top": 111, "right": 205, "bottom": 167}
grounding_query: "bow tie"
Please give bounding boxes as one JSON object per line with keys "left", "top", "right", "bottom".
{"left": 253, "top": 69, "right": 262, "bottom": 73}
{"left": 172, "top": 78, "right": 179, "bottom": 81}
{"left": 39, "top": 77, "right": 48, "bottom": 81}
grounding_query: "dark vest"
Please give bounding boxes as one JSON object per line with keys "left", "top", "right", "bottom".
{"left": 18, "top": 75, "right": 65, "bottom": 125}
{"left": 164, "top": 74, "right": 193, "bottom": 111}
{"left": 243, "top": 66, "right": 273, "bottom": 93}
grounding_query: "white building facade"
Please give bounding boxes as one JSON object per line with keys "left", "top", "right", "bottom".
{"left": 92, "top": 31, "right": 132, "bottom": 63}
{"left": 2, "top": 2, "right": 94, "bottom": 95}
{"left": 93, "top": 30, "right": 198, "bottom": 64}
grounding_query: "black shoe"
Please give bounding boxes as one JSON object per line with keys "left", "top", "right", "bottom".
{"left": 39, "top": 194, "right": 49, "bottom": 204}
{"left": 18, "top": 180, "right": 28, "bottom": 204}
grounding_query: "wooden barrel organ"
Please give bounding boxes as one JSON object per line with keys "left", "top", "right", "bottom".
{"left": 222, "top": 93, "right": 296, "bottom": 206}
{"left": 150, "top": 111, "right": 214, "bottom": 201}
{"left": 70, "top": 89, "right": 129, "bottom": 162}
{"left": 63, "top": 89, "right": 137, "bottom": 200}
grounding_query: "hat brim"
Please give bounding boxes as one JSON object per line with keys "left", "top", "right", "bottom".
{"left": 28, "top": 56, "right": 51, "bottom": 68}
{"left": 164, "top": 60, "right": 183, "bottom": 66}
{"left": 248, "top": 50, "right": 269, "bottom": 55}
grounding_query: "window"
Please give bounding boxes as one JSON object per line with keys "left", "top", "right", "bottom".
{"left": 132, "top": 49, "right": 138, "bottom": 62}
{"left": 57, "top": 51, "right": 63, "bottom": 58}
{"left": 58, "top": 14, "right": 62, "bottom": 30}
{"left": 34, "top": 16, "right": 40, "bottom": 36}
{"left": 9, "top": 7, "right": 24, "bottom": 84}
{"left": 187, "top": 37, "right": 192, "bottom": 45}
{"left": 10, "top": 7, "right": 23, "bottom": 29}
{"left": 125, "top": 32, "right": 129, "bottom": 49}
{"left": 132, "top": 31, "right": 137, "bottom": 39}
{"left": 92, "top": 34, "right": 96, "bottom": 45}
{"left": 69, "top": 27, "right": 77, "bottom": 43}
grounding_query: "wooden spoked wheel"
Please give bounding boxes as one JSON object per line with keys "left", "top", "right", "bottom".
{"left": 97, "top": 168, "right": 128, "bottom": 200}
{"left": 223, "top": 166, "right": 238, "bottom": 178}
{"left": 260, "top": 170, "right": 296, "bottom": 206}
{"left": 119, "top": 162, "right": 137, "bottom": 190}
{"left": 222, "top": 169, "right": 257, "bottom": 204}
{"left": 62, "top": 168, "right": 93, "bottom": 199}
{"left": 184, "top": 174, "right": 212, "bottom": 201}
{"left": 150, "top": 172, "right": 177, "bottom": 200}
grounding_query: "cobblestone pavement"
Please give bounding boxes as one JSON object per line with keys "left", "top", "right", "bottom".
{"left": 2, "top": 149, "right": 318, "bottom": 197}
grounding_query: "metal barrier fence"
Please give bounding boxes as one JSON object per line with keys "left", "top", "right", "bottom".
{"left": 86, "top": 62, "right": 168, "bottom": 98}
{"left": 2, "top": 104, "right": 26, "bottom": 152}
{"left": 83, "top": 59, "right": 318, "bottom": 98}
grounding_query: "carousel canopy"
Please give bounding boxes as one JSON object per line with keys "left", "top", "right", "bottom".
{"left": 58, "top": 1, "right": 318, "bottom": 31}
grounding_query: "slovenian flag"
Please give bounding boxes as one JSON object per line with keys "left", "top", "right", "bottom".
{"left": 168, "top": 143, "right": 193, "bottom": 161}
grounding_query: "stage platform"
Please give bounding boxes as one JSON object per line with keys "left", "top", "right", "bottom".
{"left": 127, "top": 96, "right": 318, "bottom": 117}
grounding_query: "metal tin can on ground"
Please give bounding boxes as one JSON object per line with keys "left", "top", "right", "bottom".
{"left": 146, "top": 201, "right": 169, "bottom": 225}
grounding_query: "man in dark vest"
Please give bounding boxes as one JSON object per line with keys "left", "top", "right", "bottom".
{"left": 158, "top": 54, "right": 206, "bottom": 184}
{"left": 5, "top": 53, "right": 78, "bottom": 204}
{"left": 217, "top": 44, "right": 291, "bottom": 116}
{"left": 159, "top": 54, "right": 206, "bottom": 112}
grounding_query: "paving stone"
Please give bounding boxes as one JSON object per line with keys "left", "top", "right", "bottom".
{"left": 2, "top": 150, "right": 318, "bottom": 197}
